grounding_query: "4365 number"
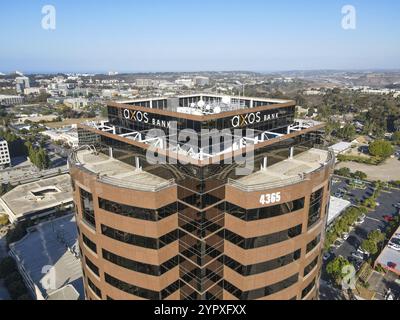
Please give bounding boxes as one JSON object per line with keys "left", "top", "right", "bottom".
{"left": 259, "top": 192, "right": 281, "bottom": 205}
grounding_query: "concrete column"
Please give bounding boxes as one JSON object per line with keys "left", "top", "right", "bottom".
{"left": 289, "top": 147, "right": 294, "bottom": 159}
{"left": 135, "top": 157, "right": 141, "bottom": 171}
{"left": 261, "top": 156, "right": 268, "bottom": 171}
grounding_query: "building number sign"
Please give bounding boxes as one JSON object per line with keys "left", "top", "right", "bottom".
{"left": 259, "top": 192, "right": 281, "bottom": 205}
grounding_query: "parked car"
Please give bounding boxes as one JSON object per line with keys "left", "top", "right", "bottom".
{"left": 355, "top": 218, "right": 365, "bottom": 226}
{"left": 383, "top": 215, "right": 394, "bottom": 222}
{"left": 342, "top": 232, "right": 350, "bottom": 241}
{"left": 351, "top": 251, "right": 365, "bottom": 260}
{"left": 323, "top": 252, "right": 331, "bottom": 261}
{"left": 332, "top": 239, "right": 344, "bottom": 248}
{"left": 357, "top": 247, "right": 370, "bottom": 257}
{"left": 388, "top": 238, "right": 400, "bottom": 251}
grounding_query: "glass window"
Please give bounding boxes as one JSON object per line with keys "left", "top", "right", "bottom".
{"left": 306, "top": 234, "right": 321, "bottom": 253}
{"left": 102, "top": 249, "right": 179, "bottom": 276}
{"left": 304, "top": 257, "right": 319, "bottom": 277}
{"left": 224, "top": 249, "right": 301, "bottom": 276}
{"left": 225, "top": 225, "right": 302, "bottom": 249}
{"left": 224, "top": 273, "right": 299, "bottom": 299}
{"left": 98, "top": 198, "right": 177, "bottom": 221}
{"left": 308, "top": 188, "right": 324, "bottom": 228}
{"left": 101, "top": 224, "right": 178, "bottom": 249}
{"left": 80, "top": 188, "right": 95, "bottom": 228}
{"left": 225, "top": 197, "right": 305, "bottom": 221}
{"left": 82, "top": 233, "right": 97, "bottom": 253}
{"left": 85, "top": 256, "right": 100, "bottom": 276}
{"left": 87, "top": 277, "right": 102, "bottom": 298}
{"left": 104, "top": 273, "right": 179, "bottom": 299}
{"left": 302, "top": 278, "right": 316, "bottom": 298}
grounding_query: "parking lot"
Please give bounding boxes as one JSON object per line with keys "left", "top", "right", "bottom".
{"left": 321, "top": 177, "right": 400, "bottom": 298}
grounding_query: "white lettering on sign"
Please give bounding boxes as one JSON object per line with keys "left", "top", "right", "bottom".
{"left": 123, "top": 109, "right": 173, "bottom": 128}
{"left": 259, "top": 192, "right": 281, "bottom": 205}
{"left": 231, "top": 112, "right": 279, "bottom": 128}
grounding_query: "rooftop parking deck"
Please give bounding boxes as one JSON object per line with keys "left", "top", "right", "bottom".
{"left": 229, "top": 148, "right": 333, "bottom": 191}
{"left": 71, "top": 149, "right": 175, "bottom": 192}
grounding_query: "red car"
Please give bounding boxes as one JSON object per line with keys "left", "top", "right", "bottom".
{"left": 383, "top": 215, "right": 394, "bottom": 222}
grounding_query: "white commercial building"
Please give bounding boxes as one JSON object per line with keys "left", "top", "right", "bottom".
{"left": 42, "top": 126, "right": 79, "bottom": 147}
{"left": 0, "top": 174, "right": 73, "bottom": 223}
{"left": 0, "top": 95, "right": 24, "bottom": 106}
{"left": 330, "top": 141, "right": 352, "bottom": 156}
{"left": 23, "top": 88, "right": 43, "bottom": 95}
{"left": 193, "top": 76, "right": 210, "bottom": 86}
{"left": 0, "top": 139, "right": 11, "bottom": 168}
{"left": 175, "top": 78, "right": 193, "bottom": 87}
{"left": 63, "top": 97, "right": 88, "bottom": 110}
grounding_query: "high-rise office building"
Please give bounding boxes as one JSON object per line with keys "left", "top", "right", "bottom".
{"left": 15, "top": 76, "right": 30, "bottom": 93}
{"left": 69, "top": 94, "right": 334, "bottom": 300}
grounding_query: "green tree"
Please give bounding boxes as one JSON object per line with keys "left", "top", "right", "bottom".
{"left": 335, "top": 167, "right": 351, "bottom": 177}
{"left": 368, "top": 230, "right": 385, "bottom": 243}
{"left": 353, "top": 171, "right": 367, "bottom": 180}
{"left": 326, "top": 256, "right": 351, "bottom": 285}
{"left": 361, "top": 239, "right": 378, "bottom": 255}
{"left": 336, "top": 124, "right": 356, "bottom": 141}
{"left": 369, "top": 140, "right": 394, "bottom": 158}
{"left": 393, "top": 131, "right": 400, "bottom": 145}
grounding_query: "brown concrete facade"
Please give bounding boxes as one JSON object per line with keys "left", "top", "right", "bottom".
{"left": 71, "top": 151, "right": 332, "bottom": 300}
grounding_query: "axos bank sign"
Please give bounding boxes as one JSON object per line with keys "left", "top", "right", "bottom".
{"left": 123, "top": 108, "right": 279, "bottom": 129}
{"left": 123, "top": 109, "right": 172, "bottom": 128}
{"left": 231, "top": 111, "right": 279, "bottom": 128}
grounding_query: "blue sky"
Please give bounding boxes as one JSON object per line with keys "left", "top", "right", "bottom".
{"left": 1, "top": 0, "right": 400, "bottom": 73}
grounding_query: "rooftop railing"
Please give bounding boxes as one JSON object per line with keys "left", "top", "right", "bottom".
{"left": 227, "top": 148, "right": 335, "bottom": 192}
{"left": 68, "top": 148, "right": 176, "bottom": 192}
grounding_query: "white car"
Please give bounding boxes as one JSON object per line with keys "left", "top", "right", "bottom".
{"left": 388, "top": 238, "right": 400, "bottom": 251}
{"left": 355, "top": 218, "right": 365, "bottom": 225}
{"left": 388, "top": 243, "right": 400, "bottom": 251}
{"left": 332, "top": 239, "right": 344, "bottom": 248}
{"left": 357, "top": 247, "right": 370, "bottom": 257}
{"left": 352, "top": 251, "right": 364, "bottom": 260}
{"left": 342, "top": 233, "right": 350, "bottom": 241}
{"left": 323, "top": 252, "right": 331, "bottom": 261}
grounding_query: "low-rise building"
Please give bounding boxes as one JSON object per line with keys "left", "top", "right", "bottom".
{"left": 375, "top": 225, "right": 400, "bottom": 276}
{"left": 63, "top": 97, "right": 88, "bottom": 110}
{"left": 42, "top": 126, "right": 79, "bottom": 147}
{"left": 330, "top": 141, "right": 353, "bottom": 156}
{"left": 0, "top": 174, "right": 73, "bottom": 223}
{"left": 193, "top": 76, "right": 210, "bottom": 86}
{"left": 9, "top": 214, "right": 83, "bottom": 300}
{"left": 0, "top": 95, "right": 24, "bottom": 106}
{"left": 23, "top": 88, "right": 45, "bottom": 95}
